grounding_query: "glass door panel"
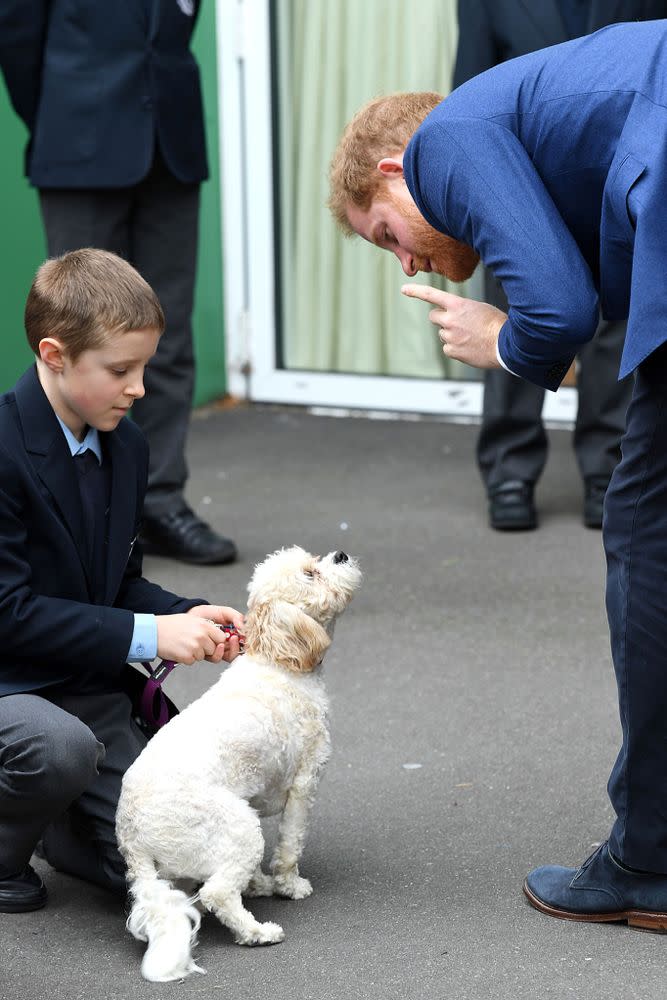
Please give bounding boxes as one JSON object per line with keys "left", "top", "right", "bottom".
{"left": 217, "top": 0, "right": 577, "bottom": 423}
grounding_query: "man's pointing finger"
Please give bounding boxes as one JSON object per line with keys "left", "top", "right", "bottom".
{"left": 401, "top": 283, "right": 460, "bottom": 308}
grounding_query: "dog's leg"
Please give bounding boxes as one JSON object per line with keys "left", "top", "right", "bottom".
{"left": 245, "top": 866, "right": 274, "bottom": 897}
{"left": 200, "top": 873, "right": 285, "bottom": 946}
{"left": 198, "top": 797, "right": 284, "bottom": 946}
{"left": 270, "top": 781, "right": 316, "bottom": 899}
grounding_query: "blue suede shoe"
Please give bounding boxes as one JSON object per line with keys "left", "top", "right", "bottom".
{"left": 524, "top": 842, "right": 667, "bottom": 931}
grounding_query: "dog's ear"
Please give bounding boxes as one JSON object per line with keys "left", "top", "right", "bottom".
{"left": 245, "top": 600, "right": 331, "bottom": 673}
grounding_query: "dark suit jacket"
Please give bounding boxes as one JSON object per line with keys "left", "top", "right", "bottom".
{"left": 0, "top": 0, "right": 208, "bottom": 187}
{"left": 0, "top": 365, "right": 202, "bottom": 696}
{"left": 453, "top": 0, "right": 667, "bottom": 86}
{"left": 404, "top": 20, "right": 667, "bottom": 389}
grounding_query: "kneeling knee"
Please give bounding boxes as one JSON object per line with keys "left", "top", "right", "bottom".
{"left": 4, "top": 718, "right": 102, "bottom": 805}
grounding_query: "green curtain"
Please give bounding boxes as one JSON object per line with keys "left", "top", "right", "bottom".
{"left": 275, "top": 0, "right": 480, "bottom": 380}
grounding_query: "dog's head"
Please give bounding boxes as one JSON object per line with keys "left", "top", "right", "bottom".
{"left": 244, "top": 546, "right": 362, "bottom": 673}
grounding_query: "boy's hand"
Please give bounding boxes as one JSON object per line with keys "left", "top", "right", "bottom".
{"left": 187, "top": 604, "right": 246, "bottom": 662}
{"left": 156, "top": 612, "right": 239, "bottom": 665}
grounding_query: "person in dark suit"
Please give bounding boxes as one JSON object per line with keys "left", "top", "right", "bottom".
{"left": 0, "top": 0, "right": 237, "bottom": 565}
{"left": 0, "top": 250, "right": 244, "bottom": 913}
{"left": 330, "top": 21, "right": 667, "bottom": 927}
{"left": 453, "top": 0, "right": 667, "bottom": 531}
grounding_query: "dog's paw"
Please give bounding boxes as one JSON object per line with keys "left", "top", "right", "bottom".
{"left": 245, "top": 871, "right": 274, "bottom": 897}
{"left": 273, "top": 874, "right": 313, "bottom": 900}
{"left": 236, "top": 921, "right": 285, "bottom": 946}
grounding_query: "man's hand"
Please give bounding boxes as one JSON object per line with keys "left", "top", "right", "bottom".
{"left": 156, "top": 605, "right": 245, "bottom": 665}
{"left": 401, "top": 284, "right": 506, "bottom": 369}
{"left": 187, "top": 604, "right": 246, "bottom": 662}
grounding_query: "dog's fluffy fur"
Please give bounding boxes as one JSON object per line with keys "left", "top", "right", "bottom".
{"left": 116, "top": 546, "right": 361, "bottom": 982}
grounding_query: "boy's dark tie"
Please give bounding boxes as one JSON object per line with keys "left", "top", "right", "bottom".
{"left": 74, "top": 449, "right": 111, "bottom": 601}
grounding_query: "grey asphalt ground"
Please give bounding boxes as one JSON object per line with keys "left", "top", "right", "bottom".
{"left": 2, "top": 402, "right": 664, "bottom": 1000}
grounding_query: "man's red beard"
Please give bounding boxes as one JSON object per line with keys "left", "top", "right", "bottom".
{"left": 389, "top": 191, "right": 480, "bottom": 283}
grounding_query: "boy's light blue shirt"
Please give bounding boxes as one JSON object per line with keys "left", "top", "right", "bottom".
{"left": 56, "top": 416, "right": 158, "bottom": 662}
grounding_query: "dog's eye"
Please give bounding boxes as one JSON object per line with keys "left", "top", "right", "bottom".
{"left": 303, "top": 569, "right": 315, "bottom": 580}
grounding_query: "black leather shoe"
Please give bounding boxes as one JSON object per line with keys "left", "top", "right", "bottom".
{"left": 583, "top": 475, "right": 609, "bottom": 529}
{"left": 488, "top": 480, "right": 537, "bottom": 531}
{"left": 140, "top": 505, "right": 238, "bottom": 565}
{"left": 0, "top": 865, "right": 47, "bottom": 913}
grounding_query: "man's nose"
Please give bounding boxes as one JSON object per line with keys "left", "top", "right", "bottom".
{"left": 396, "top": 248, "right": 417, "bottom": 277}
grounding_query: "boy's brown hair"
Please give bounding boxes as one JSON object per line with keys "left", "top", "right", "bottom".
{"left": 328, "top": 91, "right": 443, "bottom": 235}
{"left": 25, "top": 248, "right": 165, "bottom": 360}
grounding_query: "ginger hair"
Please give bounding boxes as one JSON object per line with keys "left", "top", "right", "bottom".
{"left": 328, "top": 91, "right": 443, "bottom": 235}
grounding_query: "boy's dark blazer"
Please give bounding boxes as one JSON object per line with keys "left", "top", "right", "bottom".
{"left": 0, "top": 0, "right": 207, "bottom": 187}
{"left": 0, "top": 365, "right": 201, "bottom": 697}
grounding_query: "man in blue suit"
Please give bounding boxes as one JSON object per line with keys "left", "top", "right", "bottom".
{"left": 329, "top": 20, "right": 667, "bottom": 927}
{"left": 452, "top": 0, "right": 667, "bottom": 533}
{"left": 0, "top": 0, "right": 237, "bottom": 566}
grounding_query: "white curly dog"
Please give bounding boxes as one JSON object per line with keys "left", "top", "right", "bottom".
{"left": 116, "top": 545, "right": 361, "bottom": 982}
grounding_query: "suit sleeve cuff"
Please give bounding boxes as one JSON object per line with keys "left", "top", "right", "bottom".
{"left": 127, "top": 614, "right": 158, "bottom": 662}
{"left": 496, "top": 337, "right": 518, "bottom": 376}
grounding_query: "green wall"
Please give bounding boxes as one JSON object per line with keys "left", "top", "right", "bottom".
{"left": 0, "top": 4, "right": 226, "bottom": 404}
{"left": 0, "top": 101, "right": 45, "bottom": 386}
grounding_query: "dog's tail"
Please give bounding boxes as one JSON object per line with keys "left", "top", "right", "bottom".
{"left": 126, "top": 866, "right": 204, "bottom": 982}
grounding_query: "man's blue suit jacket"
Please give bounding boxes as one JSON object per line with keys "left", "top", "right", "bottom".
{"left": 0, "top": 366, "right": 201, "bottom": 697}
{"left": 0, "top": 0, "right": 207, "bottom": 187}
{"left": 404, "top": 20, "right": 667, "bottom": 390}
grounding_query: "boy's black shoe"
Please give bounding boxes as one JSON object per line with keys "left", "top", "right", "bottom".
{"left": 140, "top": 504, "right": 237, "bottom": 565}
{"left": 0, "top": 865, "right": 48, "bottom": 912}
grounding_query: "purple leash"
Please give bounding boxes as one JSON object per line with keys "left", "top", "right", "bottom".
{"left": 140, "top": 658, "right": 177, "bottom": 731}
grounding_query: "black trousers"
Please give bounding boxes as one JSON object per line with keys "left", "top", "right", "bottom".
{"left": 0, "top": 690, "right": 147, "bottom": 893}
{"left": 39, "top": 154, "right": 200, "bottom": 518}
{"left": 477, "top": 273, "right": 633, "bottom": 488}
{"left": 604, "top": 342, "right": 667, "bottom": 871}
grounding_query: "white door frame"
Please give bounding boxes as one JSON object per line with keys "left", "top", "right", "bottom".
{"left": 215, "top": 0, "right": 576, "bottom": 423}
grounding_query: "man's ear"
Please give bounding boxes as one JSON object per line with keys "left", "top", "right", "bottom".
{"left": 38, "top": 338, "right": 67, "bottom": 373}
{"left": 377, "top": 155, "right": 405, "bottom": 177}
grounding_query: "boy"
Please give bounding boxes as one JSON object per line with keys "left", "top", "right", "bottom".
{"left": 0, "top": 249, "right": 244, "bottom": 912}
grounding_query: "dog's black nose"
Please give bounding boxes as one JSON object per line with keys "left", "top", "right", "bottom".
{"left": 333, "top": 551, "right": 348, "bottom": 564}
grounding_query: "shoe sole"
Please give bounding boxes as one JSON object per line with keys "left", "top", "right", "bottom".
{"left": 0, "top": 895, "right": 47, "bottom": 913}
{"left": 490, "top": 521, "right": 537, "bottom": 532}
{"left": 523, "top": 880, "right": 667, "bottom": 931}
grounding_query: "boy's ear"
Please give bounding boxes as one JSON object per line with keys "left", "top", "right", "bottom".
{"left": 377, "top": 155, "right": 405, "bottom": 177}
{"left": 38, "top": 337, "right": 67, "bottom": 372}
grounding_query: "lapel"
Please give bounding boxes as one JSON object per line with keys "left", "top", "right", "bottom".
{"left": 15, "top": 366, "right": 90, "bottom": 584}
{"left": 147, "top": 0, "right": 160, "bottom": 42}
{"left": 102, "top": 425, "right": 139, "bottom": 603}
{"left": 515, "top": 0, "right": 566, "bottom": 47}
{"left": 132, "top": 0, "right": 158, "bottom": 42}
